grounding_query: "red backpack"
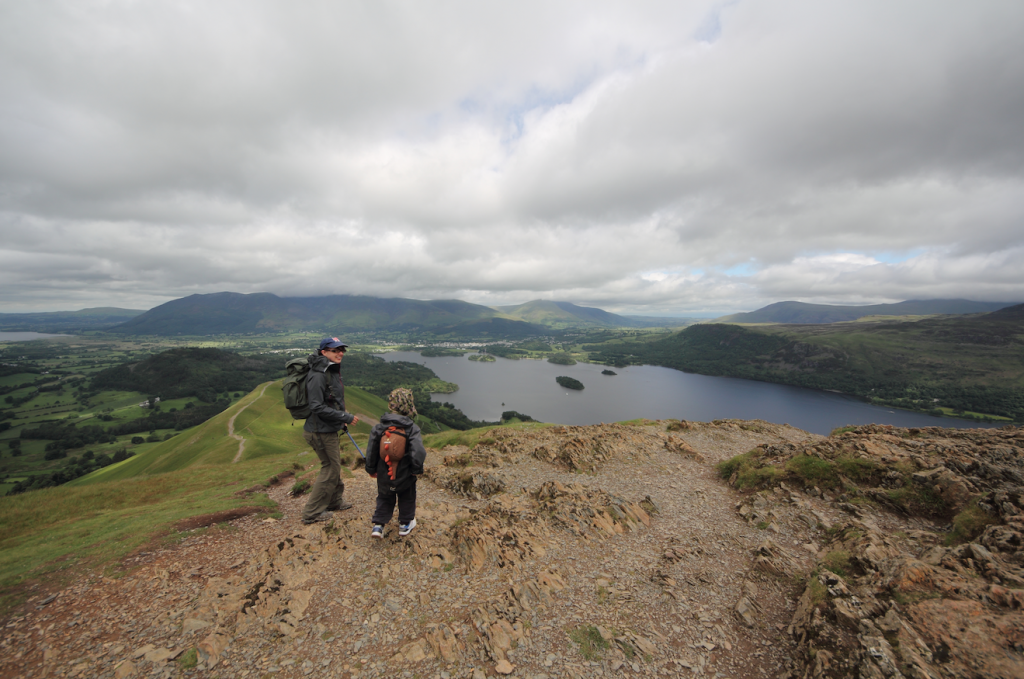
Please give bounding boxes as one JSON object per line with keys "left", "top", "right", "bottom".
{"left": 381, "top": 426, "right": 409, "bottom": 480}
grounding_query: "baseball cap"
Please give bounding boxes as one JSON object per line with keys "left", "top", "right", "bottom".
{"left": 319, "top": 337, "right": 349, "bottom": 351}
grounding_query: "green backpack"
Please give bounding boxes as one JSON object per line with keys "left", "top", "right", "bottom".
{"left": 282, "top": 357, "right": 312, "bottom": 419}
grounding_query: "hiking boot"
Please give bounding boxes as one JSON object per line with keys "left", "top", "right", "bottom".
{"left": 398, "top": 518, "right": 417, "bottom": 536}
{"left": 302, "top": 511, "right": 334, "bottom": 525}
{"left": 371, "top": 524, "right": 384, "bottom": 539}
{"left": 327, "top": 501, "right": 354, "bottom": 511}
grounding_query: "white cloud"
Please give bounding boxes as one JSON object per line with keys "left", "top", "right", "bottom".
{"left": 1, "top": 1, "right": 1022, "bottom": 314}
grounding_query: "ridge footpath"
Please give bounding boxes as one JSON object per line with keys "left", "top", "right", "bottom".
{"left": 1, "top": 421, "right": 1021, "bottom": 679}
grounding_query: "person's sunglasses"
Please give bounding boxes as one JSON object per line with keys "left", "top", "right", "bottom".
{"left": 330, "top": 347, "right": 346, "bottom": 353}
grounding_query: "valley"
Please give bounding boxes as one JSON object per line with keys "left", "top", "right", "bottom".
{"left": 0, "top": 301, "right": 1021, "bottom": 678}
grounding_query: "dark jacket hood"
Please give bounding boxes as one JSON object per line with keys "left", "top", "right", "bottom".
{"left": 309, "top": 353, "right": 339, "bottom": 373}
{"left": 380, "top": 412, "right": 415, "bottom": 428}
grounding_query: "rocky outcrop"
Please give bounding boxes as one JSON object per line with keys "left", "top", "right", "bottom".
{"left": 452, "top": 422, "right": 706, "bottom": 472}
{"left": 170, "top": 471, "right": 663, "bottom": 674}
{"left": 724, "top": 424, "right": 1024, "bottom": 679}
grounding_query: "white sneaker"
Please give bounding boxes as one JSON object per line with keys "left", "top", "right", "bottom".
{"left": 398, "top": 519, "right": 417, "bottom": 536}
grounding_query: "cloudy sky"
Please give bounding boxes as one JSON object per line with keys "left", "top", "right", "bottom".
{"left": 1, "top": 1, "right": 1022, "bottom": 316}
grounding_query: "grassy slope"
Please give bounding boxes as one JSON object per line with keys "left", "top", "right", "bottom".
{"left": 0, "top": 382, "right": 390, "bottom": 609}
{"left": 497, "top": 300, "right": 634, "bottom": 328}
{"left": 715, "top": 300, "right": 1013, "bottom": 324}
{"left": 70, "top": 383, "right": 387, "bottom": 483}
{"left": 0, "top": 460, "right": 282, "bottom": 609}
{"left": 760, "top": 315, "right": 1024, "bottom": 390}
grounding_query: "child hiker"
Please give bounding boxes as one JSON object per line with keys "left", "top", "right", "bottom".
{"left": 365, "top": 388, "right": 427, "bottom": 538}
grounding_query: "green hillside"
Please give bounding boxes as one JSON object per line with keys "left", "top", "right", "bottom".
{"left": 496, "top": 300, "right": 639, "bottom": 328}
{"left": 715, "top": 299, "right": 1015, "bottom": 324}
{"left": 0, "top": 454, "right": 283, "bottom": 609}
{"left": 495, "top": 300, "right": 694, "bottom": 329}
{"left": 71, "top": 382, "right": 387, "bottom": 484}
{"left": 587, "top": 305, "right": 1024, "bottom": 420}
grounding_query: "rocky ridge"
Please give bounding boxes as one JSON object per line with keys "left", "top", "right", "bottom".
{"left": 727, "top": 423, "right": 1024, "bottom": 679}
{"left": 1, "top": 420, "right": 1022, "bottom": 679}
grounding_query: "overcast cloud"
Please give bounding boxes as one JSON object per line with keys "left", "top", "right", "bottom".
{"left": 1, "top": 1, "right": 1022, "bottom": 315}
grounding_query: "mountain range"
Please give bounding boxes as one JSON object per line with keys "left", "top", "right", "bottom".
{"left": 3, "top": 295, "right": 1017, "bottom": 337}
{"left": 0, "top": 307, "right": 144, "bottom": 333}
{"left": 107, "top": 293, "right": 693, "bottom": 336}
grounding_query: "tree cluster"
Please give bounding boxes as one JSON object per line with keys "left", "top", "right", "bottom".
{"left": 6, "top": 447, "right": 135, "bottom": 495}
{"left": 556, "top": 376, "right": 584, "bottom": 390}
{"left": 90, "top": 348, "right": 282, "bottom": 402}
{"left": 500, "top": 410, "right": 536, "bottom": 422}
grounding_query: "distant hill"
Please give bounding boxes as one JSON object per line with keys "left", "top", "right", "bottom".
{"left": 495, "top": 300, "right": 689, "bottom": 328}
{"left": 621, "top": 315, "right": 696, "bottom": 328}
{"left": 714, "top": 299, "right": 1017, "bottom": 324}
{"left": 988, "top": 302, "right": 1024, "bottom": 320}
{"left": 110, "top": 292, "right": 665, "bottom": 337}
{"left": 109, "top": 292, "right": 535, "bottom": 337}
{"left": 0, "top": 307, "right": 144, "bottom": 333}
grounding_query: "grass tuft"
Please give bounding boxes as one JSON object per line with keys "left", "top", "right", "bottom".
{"left": 178, "top": 648, "right": 198, "bottom": 670}
{"left": 820, "top": 551, "right": 852, "bottom": 577}
{"left": 946, "top": 500, "right": 999, "bottom": 545}
{"left": 717, "top": 449, "right": 780, "bottom": 489}
{"left": 569, "top": 625, "right": 610, "bottom": 660}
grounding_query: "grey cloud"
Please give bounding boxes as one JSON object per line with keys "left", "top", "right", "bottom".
{"left": 1, "top": 1, "right": 1022, "bottom": 314}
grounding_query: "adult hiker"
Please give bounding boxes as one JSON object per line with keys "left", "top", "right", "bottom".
{"left": 301, "top": 337, "right": 360, "bottom": 524}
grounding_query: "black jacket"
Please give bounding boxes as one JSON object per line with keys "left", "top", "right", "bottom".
{"left": 303, "top": 353, "right": 356, "bottom": 433}
{"left": 365, "top": 413, "right": 427, "bottom": 491}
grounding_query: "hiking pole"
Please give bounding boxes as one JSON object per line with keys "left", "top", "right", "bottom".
{"left": 345, "top": 428, "right": 366, "bottom": 459}
{"left": 345, "top": 427, "right": 367, "bottom": 470}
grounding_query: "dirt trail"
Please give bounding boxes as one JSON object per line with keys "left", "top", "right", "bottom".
{"left": 228, "top": 382, "right": 271, "bottom": 463}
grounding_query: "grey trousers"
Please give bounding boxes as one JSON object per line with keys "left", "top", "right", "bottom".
{"left": 302, "top": 431, "right": 345, "bottom": 521}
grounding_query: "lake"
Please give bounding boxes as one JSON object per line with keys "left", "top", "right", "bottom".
{"left": 374, "top": 351, "right": 997, "bottom": 436}
{"left": 0, "top": 331, "right": 71, "bottom": 342}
